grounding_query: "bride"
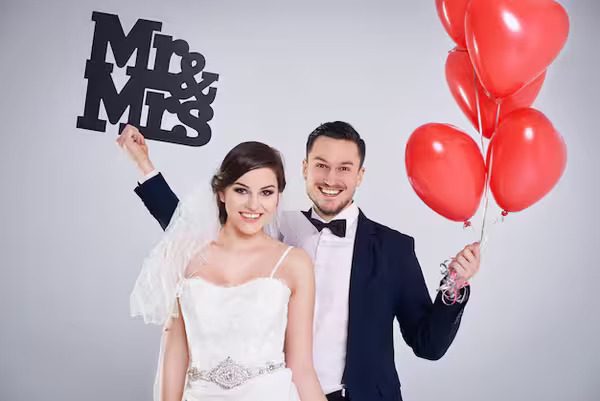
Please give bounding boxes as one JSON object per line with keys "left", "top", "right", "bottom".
{"left": 124, "top": 126, "right": 326, "bottom": 401}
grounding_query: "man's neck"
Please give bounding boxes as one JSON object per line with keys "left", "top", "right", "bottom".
{"left": 312, "top": 200, "right": 354, "bottom": 222}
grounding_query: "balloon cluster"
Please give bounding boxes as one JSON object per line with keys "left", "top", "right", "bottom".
{"left": 406, "top": 0, "right": 570, "bottom": 230}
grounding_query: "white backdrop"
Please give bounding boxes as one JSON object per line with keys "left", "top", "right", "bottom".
{"left": 1, "top": 0, "right": 598, "bottom": 400}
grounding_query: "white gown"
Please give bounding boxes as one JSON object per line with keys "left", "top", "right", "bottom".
{"left": 176, "top": 246, "right": 300, "bottom": 401}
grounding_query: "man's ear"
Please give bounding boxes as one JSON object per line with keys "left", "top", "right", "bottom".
{"left": 302, "top": 159, "right": 308, "bottom": 180}
{"left": 356, "top": 167, "right": 365, "bottom": 187}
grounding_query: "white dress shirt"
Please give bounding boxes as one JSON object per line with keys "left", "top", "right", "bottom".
{"left": 139, "top": 169, "right": 159, "bottom": 184}
{"left": 279, "top": 203, "right": 359, "bottom": 394}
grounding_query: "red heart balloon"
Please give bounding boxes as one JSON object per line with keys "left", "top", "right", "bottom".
{"left": 406, "top": 123, "right": 486, "bottom": 222}
{"left": 487, "top": 108, "right": 567, "bottom": 212}
{"left": 445, "top": 48, "right": 546, "bottom": 138}
{"left": 465, "top": 0, "right": 569, "bottom": 99}
{"left": 435, "top": 0, "right": 471, "bottom": 48}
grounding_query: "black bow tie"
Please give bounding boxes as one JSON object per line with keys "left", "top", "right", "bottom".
{"left": 302, "top": 210, "right": 347, "bottom": 238}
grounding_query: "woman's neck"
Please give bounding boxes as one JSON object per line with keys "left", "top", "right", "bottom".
{"left": 217, "top": 222, "right": 268, "bottom": 250}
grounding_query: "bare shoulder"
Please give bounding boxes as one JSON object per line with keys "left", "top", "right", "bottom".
{"left": 276, "top": 246, "right": 314, "bottom": 291}
{"left": 265, "top": 237, "right": 311, "bottom": 269}
{"left": 284, "top": 247, "right": 313, "bottom": 273}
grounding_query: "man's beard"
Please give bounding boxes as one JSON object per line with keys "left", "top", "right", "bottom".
{"left": 309, "top": 193, "right": 353, "bottom": 218}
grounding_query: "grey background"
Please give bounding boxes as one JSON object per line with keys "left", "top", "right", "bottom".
{"left": 0, "top": 0, "right": 598, "bottom": 400}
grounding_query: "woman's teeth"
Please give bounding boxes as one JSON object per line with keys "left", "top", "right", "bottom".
{"left": 241, "top": 212, "right": 261, "bottom": 219}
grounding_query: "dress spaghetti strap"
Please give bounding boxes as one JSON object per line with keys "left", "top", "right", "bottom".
{"left": 270, "top": 246, "right": 293, "bottom": 278}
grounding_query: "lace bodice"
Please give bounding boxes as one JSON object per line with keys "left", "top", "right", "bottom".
{"left": 177, "top": 247, "right": 293, "bottom": 371}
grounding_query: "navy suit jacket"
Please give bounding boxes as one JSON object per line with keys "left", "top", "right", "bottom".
{"left": 135, "top": 173, "right": 469, "bottom": 401}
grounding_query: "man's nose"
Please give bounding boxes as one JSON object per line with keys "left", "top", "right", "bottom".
{"left": 324, "top": 170, "right": 339, "bottom": 186}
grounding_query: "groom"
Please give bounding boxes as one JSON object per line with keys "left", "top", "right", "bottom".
{"left": 118, "top": 121, "right": 480, "bottom": 401}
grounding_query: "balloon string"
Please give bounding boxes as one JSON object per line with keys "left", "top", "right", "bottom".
{"left": 479, "top": 101, "right": 502, "bottom": 251}
{"left": 473, "top": 72, "right": 487, "bottom": 246}
{"left": 474, "top": 72, "right": 485, "bottom": 153}
{"left": 439, "top": 259, "right": 468, "bottom": 305}
{"left": 473, "top": 72, "right": 501, "bottom": 252}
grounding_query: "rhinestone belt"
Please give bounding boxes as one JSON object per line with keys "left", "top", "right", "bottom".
{"left": 187, "top": 357, "right": 286, "bottom": 389}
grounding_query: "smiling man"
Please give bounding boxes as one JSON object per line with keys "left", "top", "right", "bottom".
{"left": 119, "top": 121, "right": 480, "bottom": 401}
{"left": 303, "top": 130, "right": 364, "bottom": 218}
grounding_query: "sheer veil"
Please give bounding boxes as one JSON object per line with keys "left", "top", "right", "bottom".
{"left": 130, "top": 185, "right": 220, "bottom": 325}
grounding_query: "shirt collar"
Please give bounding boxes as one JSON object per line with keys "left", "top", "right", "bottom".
{"left": 310, "top": 201, "right": 359, "bottom": 227}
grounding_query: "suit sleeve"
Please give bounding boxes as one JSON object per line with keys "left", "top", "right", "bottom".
{"left": 394, "top": 236, "right": 469, "bottom": 360}
{"left": 134, "top": 173, "right": 180, "bottom": 231}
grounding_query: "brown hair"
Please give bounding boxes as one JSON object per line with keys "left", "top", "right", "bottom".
{"left": 211, "top": 141, "right": 286, "bottom": 225}
{"left": 306, "top": 121, "right": 366, "bottom": 167}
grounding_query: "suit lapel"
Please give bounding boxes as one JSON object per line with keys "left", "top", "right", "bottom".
{"left": 350, "top": 210, "right": 376, "bottom": 283}
{"left": 343, "top": 210, "right": 376, "bottom": 384}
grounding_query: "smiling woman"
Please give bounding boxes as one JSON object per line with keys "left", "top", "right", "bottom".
{"left": 211, "top": 141, "right": 286, "bottom": 227}
{"left": 124, "top": 127, "right": 327, "bottom": 401}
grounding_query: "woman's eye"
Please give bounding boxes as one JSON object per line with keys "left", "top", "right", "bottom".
{"left": 262, "top": 190, "right": 274, "bottom": 196}
{"left": 234, "top": 188, "right": 247, "bottom": 194}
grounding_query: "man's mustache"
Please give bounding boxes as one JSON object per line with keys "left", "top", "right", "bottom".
{"left": 317, "top": 183, "right": 346, "bottom": 191}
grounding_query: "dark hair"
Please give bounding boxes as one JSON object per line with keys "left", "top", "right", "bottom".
{"left": 211, "top": 141, "right": 286, "bottom": 225}
{"left": 305, "top": 121, "right": 366, "bottom": 167}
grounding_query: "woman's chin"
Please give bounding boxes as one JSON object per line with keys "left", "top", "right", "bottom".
{"left": 232, "top": 221, "right": 265, "bottom": 237}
